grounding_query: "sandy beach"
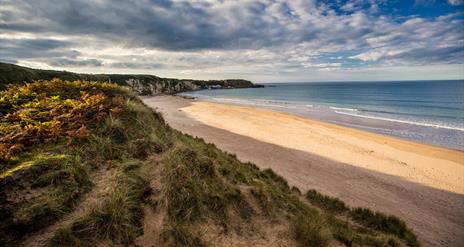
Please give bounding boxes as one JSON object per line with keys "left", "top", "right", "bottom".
{"left": 142, "top": 95, "right": 464, "bottom": 247}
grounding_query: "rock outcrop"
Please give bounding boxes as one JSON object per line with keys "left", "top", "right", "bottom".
{"left": 124, "top": 77, "right": 260, "bottom": 95}
{"left": 125, "top": 78, "right": 201, "bottom": 95}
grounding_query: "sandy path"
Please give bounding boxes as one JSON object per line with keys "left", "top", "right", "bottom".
{"left": 135, "top": 157, "right": 165, "bottom": 247}
{"left": 22, "top": 165, "right": 116, "bottom": 247}
{"left": 142, "top": 95, "right": 464, "bottom": 247}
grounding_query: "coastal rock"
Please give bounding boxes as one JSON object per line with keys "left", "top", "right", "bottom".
{"left": 124, "top": 78, "right": 255, "bottom": 96}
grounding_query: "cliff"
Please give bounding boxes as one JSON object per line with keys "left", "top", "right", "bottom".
{"left": 0, "top": 62, "right": 260, "bottom": 95}
{"left": 123, "top": 77, "right": 259, "bottom": 95}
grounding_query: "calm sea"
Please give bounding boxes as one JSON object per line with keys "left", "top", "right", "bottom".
{"left": 179, "top": 80, "right": 464, "bottom": 150}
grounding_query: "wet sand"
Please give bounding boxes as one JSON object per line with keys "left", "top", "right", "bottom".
{"left": 142, "top": 95, "right": 464, "bottom": 247}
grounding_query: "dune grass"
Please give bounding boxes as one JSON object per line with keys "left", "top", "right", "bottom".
{"left": 0, "top": 79, "right": 419, "bottom": 247}
{"left": 50, "top": 161, "right": 150, "bottom": 246}
{"left": 304, "top": 189, "right": 418, "bottom": 247}
{"left": 349, "top": 208, "right": 418, "bottom": 247}
{"left": 305, "top": 189, "right": 349, "bottom": 214}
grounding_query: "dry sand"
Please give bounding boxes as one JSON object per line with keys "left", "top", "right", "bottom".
{"left": 142, "top": 95, "right": 464, "bottom": 247}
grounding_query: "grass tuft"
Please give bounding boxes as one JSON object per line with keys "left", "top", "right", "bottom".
{"left": 292, "top": 215, "right": 329, "bottom": 247}
{"left": 161, "top": 223, "right": 206, "bottom": 247}
{"left": 350, "top": 208, "right": 418, "bottom": 247}
{"left": 305, "top": 189, "right": 349, "bottom": 214}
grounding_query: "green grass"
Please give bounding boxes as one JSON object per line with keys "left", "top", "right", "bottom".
{"left": 161, "top": 223, "right": 206, "bottom": 247}
{"left": 305, "top": 189, "right": 349, "bottom": 214}
{"left": 304, "top": 190, "right": 418, "bottom": 247}
{"left": 0, "top": 152, "right": 92, "bottom": 245}
{"left": 161, "top": 135, "right": 332, "bottom": 246}
{"left": 50, "top": 161, "right": 149, "bottom": 246}
{"left": 350, "top": 208, "right": 419, "bottom": 247}
{"left": 292, "top": 214, "right": 329, "bottom": 247}
{"left": 163, "top": 145, "right": 255, "bottom": 236}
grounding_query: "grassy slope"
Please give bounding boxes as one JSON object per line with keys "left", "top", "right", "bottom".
{"left": 0, "top": 80, "right": 418, "bottom": 247}
{"left": 0, "top": 62, "right": 113, "bottom": 88}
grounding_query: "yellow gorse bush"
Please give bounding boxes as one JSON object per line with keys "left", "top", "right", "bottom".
{"left": 0, "top": 78, "right": 127, "bottom": 160}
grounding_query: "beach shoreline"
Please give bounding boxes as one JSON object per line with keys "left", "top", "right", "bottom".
{"left": 142, "top": 95, "right": 464, "bottom": 246}
{"left": 177, "top": 94, "right": 464, "bottom": 153}
{"left": 178, "top": 80, "right": 464, "bottom": 151}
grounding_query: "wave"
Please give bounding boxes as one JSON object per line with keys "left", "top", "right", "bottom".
{"left": 333, "top": 111, "right": 464, "bottom": 131}
{"left": 204, "top": 96, "right": 308, "bottom": 109}
{"left": 356, "top": 108, "right": 461, "bottom": 120}
{"left": 336, "top": 100, "right": 462, "bottom": 111}
{"left": 329, "top": 106, "right": 358, "bottom": 112}
{"left": 210, "top": 97, "right": 289, "bottom": 108}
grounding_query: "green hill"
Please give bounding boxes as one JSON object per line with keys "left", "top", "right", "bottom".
{"left": 0, "top": 79, "right": 418, "bottom": 246}
{"left": 0, "top": 62, "right": 260, "bottom": 94}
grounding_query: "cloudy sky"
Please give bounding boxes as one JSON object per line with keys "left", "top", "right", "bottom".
{"left": 0, "top": 0, "right": 463, "bottom": 82}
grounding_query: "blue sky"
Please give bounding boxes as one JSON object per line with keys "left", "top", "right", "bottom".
{"left": 0, "top": 0, "right": 463, "bottom": 83}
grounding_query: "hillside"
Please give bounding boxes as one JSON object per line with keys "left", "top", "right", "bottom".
{"left": 0, "top": 62, "right": 260, "bottom": 95}
{"left": 0, "top": 79, "right": 418, "bottom": 247}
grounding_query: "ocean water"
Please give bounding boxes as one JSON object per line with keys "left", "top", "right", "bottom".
{"left": 179, "top": 80, "right": 464, "bottom": 150}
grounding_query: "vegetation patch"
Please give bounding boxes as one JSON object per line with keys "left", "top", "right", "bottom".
{"left": 292, "top": 214, "right": 329, "bottom": 247}
{"left": 163, "top": 146, "right": 254, "bottom": 233}
{"left": 304, "top": 190, "right": 418, "bottom": 247}
{"left": 50, "top": 161, "right": 150, "bottom": 246}
{"left": 162, "top": 135, "right": 331, "bottom": 246}
{"left": 305, "top": 189, "right": 349, "bottom": 214}
{"left": 0, "top": 79, "right": 160, "bottom": 246}
{"left": 350, "top": 208, "right": 418, "bottom": 247}
{"left": 0, "top": 151, "right": 91, "bottom": 244}
{"left": 0, "top": 78, "right": 127, "bottom": 163}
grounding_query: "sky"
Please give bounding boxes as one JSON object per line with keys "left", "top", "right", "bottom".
{"left": 0, "top": 0, "right": 463, "bottom": 83}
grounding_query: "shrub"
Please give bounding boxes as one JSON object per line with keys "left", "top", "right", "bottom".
{"left": 0, "top": 79, "right": 127, "bottom": 161}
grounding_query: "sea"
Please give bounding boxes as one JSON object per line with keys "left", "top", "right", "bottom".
{"left": 179, "top": 80, "right": 464, "bottom": 150}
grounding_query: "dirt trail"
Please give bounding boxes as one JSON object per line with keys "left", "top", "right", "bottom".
{"left": 134, "top": 157, "right": 166, "bottom": 247}
{"left": 21, "top": 164, "right": 116, "bottom": 247}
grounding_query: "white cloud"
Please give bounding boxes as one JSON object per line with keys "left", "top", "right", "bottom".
{"left": 302, "top": 62, "right": 342, "bottom": 69}
{"left": 350, "top": 49, "right": 405, "bottom": 62}
{"left": 448, "top": 0, "right": 464, "bottom": 6}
